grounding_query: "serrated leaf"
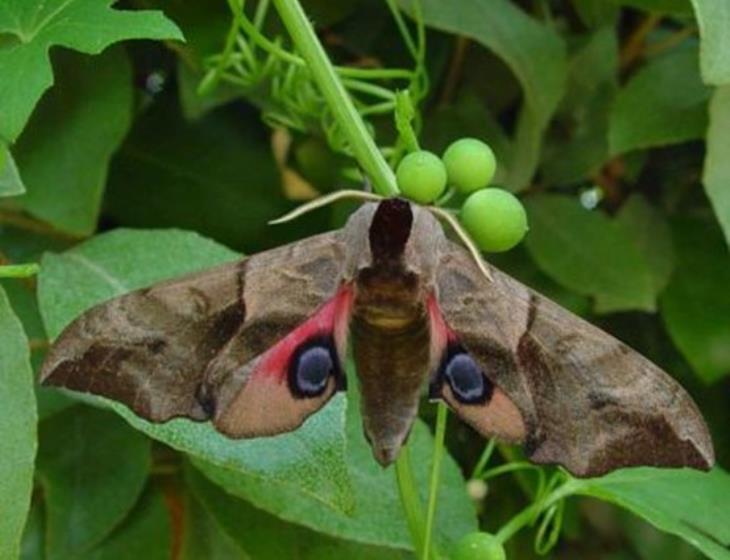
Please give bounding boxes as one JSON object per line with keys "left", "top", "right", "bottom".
{"left": 194, "top": 376, "right": 478, "bottom": 551}
{"left": 703, "top": 85, "right": 730, "bottom": 246}
{"left": 187, "top": 465, "right": 404, "bottom": 559}
{"left": 398, "top": 0, "right": 566, "bottom": 191}
{"left": 660, "top": 217, "right": 730, "bottom": 383}
{"left": 615, "top": 194, "right": 675, "bottom": 295}
{"left": 36, "top": 228, "right": 354, "bottom": 514}
{"left": 570, "top": 467, "right": 730, "bottom": 560}
{"left": 0, "top": 286, "right": 37, "bottom": 560}
{"left": 0, "top": 0, "right": 183, "bottom": 143}
{"left": 524, "top": 194, "right": 655, "bottom": 313}
{"left": 36, "top": 406, "right": 150, "bottom": 560}
{"left": 0, "top": 144, "right": 25, "bottom": 196}
{"left": 11, "top": 47, "right": 132, "bottom": 235}
{"left": 609, "top": 47, "right": 710, "bottom": 155}
{"left": 689, "top": 0, "right": 730, "bottom": 85}
{"left": 84, "top": 488, "right": 170, "bottom": 560}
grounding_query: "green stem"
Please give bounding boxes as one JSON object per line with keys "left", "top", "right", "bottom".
{"left": 495, "top": 479, "right": 577, "bottom": 544}
{"left": 0, "top": 263, "right": 39, "bottom": 278}
{"left": 422, "top": 403, "right": 448, "bottom": 560}
{"left": 272, "top": 0, "right": 398, "bottom": 196}
{"left": 395, "top": 446, "right": 427, "bottom": 558}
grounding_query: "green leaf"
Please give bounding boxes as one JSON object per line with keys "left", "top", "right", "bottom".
{"left": 36, "top": 406, "right": 151, "bottom": 560}
{"left": 399, "top": 0, "right": 567, "bottom": 191}
{"left": 613, "top": 0, "right": 693, "bottom": 15}
{"left": 182, "top": 490, "right": 247, "bottom": 560}
{"left": 187, "top": 464, "right": 405, "bottom": 559}
{"left": 20, "top": 499, "right": 44, "bottom": 560}
{"left": 0, "top": 0, "right": 183, "bottom": 143}
{"left": 85, "top": 488, "right": 171, "bottom": 560}
{"left": 609, "top": 47, "right": 710, "bottom": 155}
{"left": 571, "top": 467, "right": 730, "bottom": 560}
{"left": 703, "top": 85, "right": 730, "bottom": 246}
{"left": 614, "top": 194, "right": 675, "bottom": 295}
{"left": 524, "top": 194, "right": 656, "bottom": 313}
{"left": 0, "top": 144, "right": 25, "bottom": 196}
{"left": 194, "top": 375, "right": 478, "bottom": 551}
{"left": 0, "top": 286, "right": 37, "bottom": 560}
{"left": 105, "top": 95, "right": 295, "bottom": 253}
{"left": 689, "top": 0, "right": 730, "bottom": 85}
{"left": 543, "top": 26, "right": 618, "bottom": 184}
{"left": 36, "top": 228, "right": 354, "bottom": 514}
{"left": 660, "top": 217, "right": 730, "bottom": 383}
{"left": 10, "top": 47, "right": 133, "bottom": 235}
{"left": 571, "top": 0, "right": 619, "bottom": 27}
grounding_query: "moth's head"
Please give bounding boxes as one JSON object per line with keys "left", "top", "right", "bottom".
{"left": 341, "top": 198, "right": 446, "bottom": 280}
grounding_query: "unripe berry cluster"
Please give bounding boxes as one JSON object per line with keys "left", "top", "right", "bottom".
{"left": 395, "top": 138, "right": 528, "bottom": 252}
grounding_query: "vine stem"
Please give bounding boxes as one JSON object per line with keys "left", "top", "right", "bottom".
{"left": 422, "top": 403, "right": 448, "bottom": 560}
{"left": 272, "top": 0, "right": 398, "bottom": 197}
{"left": 395, "top": 446, "right": 426, "bottom": 558}
{"left": 0, "top": 263, "right": 40, "bottom": 278}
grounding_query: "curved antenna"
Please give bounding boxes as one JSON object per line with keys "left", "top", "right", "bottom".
{"left": 269, "top": 189, "right": 383, "bottom": 225}
{"left": 427, "top": 206, "right": 494, "bottom": 283}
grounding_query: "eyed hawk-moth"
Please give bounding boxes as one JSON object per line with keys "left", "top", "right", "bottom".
{"left": 40, "top": 198, "right": 714, "bottom": 476}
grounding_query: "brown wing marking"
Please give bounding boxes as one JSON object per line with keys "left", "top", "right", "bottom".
{"left": 435, "top": 241, "right": 714, "bottom": 477}
{"left": 41, "top": 232, "right": 347, "bottom": 432}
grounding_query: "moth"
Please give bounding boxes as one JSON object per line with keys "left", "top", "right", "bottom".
{"left": 41, "top": 198, "right": 714, "bottom": 476}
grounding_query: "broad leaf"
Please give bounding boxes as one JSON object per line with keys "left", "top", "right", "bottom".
{"left": 11, "top": 47, "right": 133, "bottom": 236}
{"left": 571, "top": 467, "right": 730, "bottom": 560}
{"left": 0, "top": 144, "right": 25, "bottom": 196}
{"left": 0, "top": 286, "right": 37, "bottom": 560}
{"left": 660, "top": 217, "right": 730, "bottom": 383}
{"left": 399, "top": 0, "right": 566, "bottom": 191}
{"left": 20, "top": 499, "right": 44, "bottom": 560}
{"left": 613, "top": 0, "right": 693, "bottom": 15}
{"left": 194, "top": 377, "right": 478, "bottom": 551}
{"left": 703, "top": 85, "right": 730, "bottom": 246}
{"left": 614, "top": 194, "right": 674, "bottom": 295}
{"left": 524, "top": 194, "right": 655, "bottom": 312}
{"left": 689, "top": 0, "right": 730, "bottom": 85}
{"left": 36, "top": 406, "right": 150, "bottom": 560}
{"left": 187, "top": 465, "right": 405, "bottom": 559}
{"left": 543, "top": 26, "right": 618, "bottom": 184}
{"left": 181, "top": 491, "right": 247, "bottom": 560}
{"left": 37, "top": 228, "right": 354, "bottom": 513}
{"left": 105, "top": 95, "right": 297, "bottom": 253}
{"left": 84, "top": 489, "right": 170, "bottom": 560}
{"left": 609, "top": 46, "right": 710, "bottom": 155}
{"left": 0, "top": 0, "right": 182, "bottom": 143}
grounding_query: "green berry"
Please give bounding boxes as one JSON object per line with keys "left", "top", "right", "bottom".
{"left": 460, "top": 188, "right": 528, "bottom": 252}
{"left": 453, "top": 532, "right": 506, "bottom": 560}
{"left": 443, "top": 138, "right": 497, "bottom": 194}
{"left": 396, "top": 150, "right": 447, "bottom": 204}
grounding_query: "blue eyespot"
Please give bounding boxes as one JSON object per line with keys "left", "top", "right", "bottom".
{"left": 444, "top": 352, "right": 492, "bottom": 404}
{"left": 292, "top": 344, "right": 334, "bottom": 397}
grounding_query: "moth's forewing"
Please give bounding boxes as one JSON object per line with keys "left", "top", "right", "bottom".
{"left": 41, "top": 232, "right": 351, "bottom": 437}
{"left": 432, "top": 241, "right": 714, "bottom": 477}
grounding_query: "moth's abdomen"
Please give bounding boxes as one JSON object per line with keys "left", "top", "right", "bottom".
{"left": 351, "top": 303, "right": 430, "bottom": 466}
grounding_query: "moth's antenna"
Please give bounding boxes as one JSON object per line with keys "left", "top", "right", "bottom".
{"left": 428, "top": 206, "right": 494, "bottom": 282}
{"left": 269, "top": 189, "right": 383, "bottom": 225}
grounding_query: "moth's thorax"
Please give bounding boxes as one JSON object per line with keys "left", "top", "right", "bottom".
{"left": 353, "top": 264, "right": 425, "bottom": 329}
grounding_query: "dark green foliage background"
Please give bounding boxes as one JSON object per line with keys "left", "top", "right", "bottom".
{"left": 1, "top": 0, "right": 729, "bottom": 559}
